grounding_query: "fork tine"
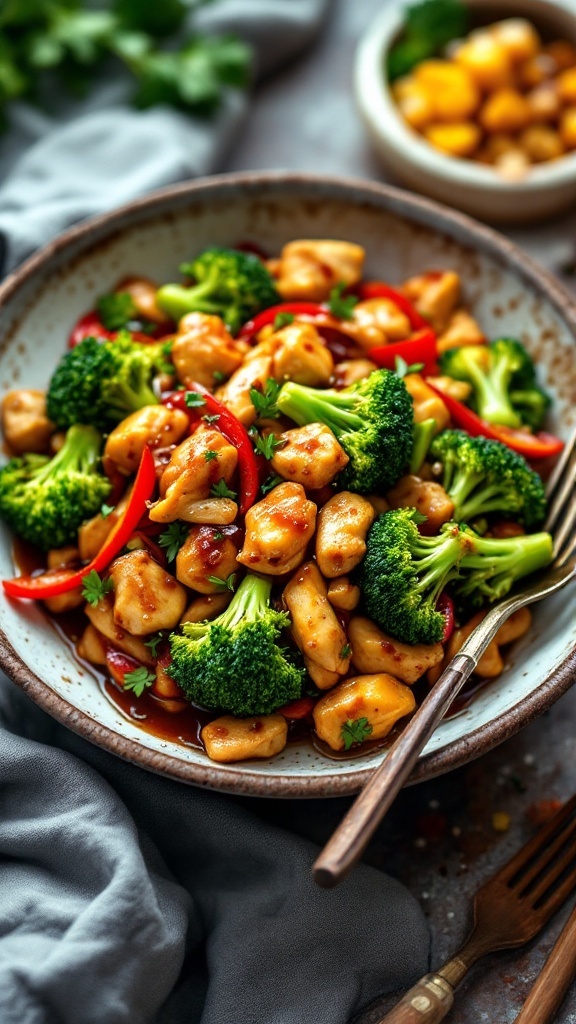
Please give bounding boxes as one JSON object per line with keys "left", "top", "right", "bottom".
{"left": 515, "top": 813, "right": 576, "bottom": 894}
{"left": 545, "top": 441, "right": 576, "bottom": 533}
{"left": 497, "top": 795, "right": 576, "bottom": 884}
{"left": 534, "top": 862, "right": 576, "bottom": 917}
{"left": 553, "top": 492, "right": 576, "bottom": 564}
{"left": 545, "top": 424, "right": 576, "bottom": 501}
{"left": 528, "top": 841, "right": 576, "bottom": 906}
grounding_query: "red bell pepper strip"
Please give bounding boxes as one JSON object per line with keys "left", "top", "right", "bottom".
{"left": 437, "top": 592, "right": 455, "bottom": 644}
{"left": 355, "top": 282, "right": 430, "bottom": 331}
{"left": 426, "top": 382, "right": 564, "bottom": 460}
{"left": 277, "top": 696, "right": 316, "bottom": 719}
{"left": 238, "top": 302, "right": 331, "bottom": 343}
{"left": 161, "top": 384, "right": 259, "bottom": 516}
{"left": 68, "top": 311, "right": 114, "bottom": 347}
{"left": 368, "top": 329, "right": 438, "bottom": 375}
{"left": 3, "top": 446, "right": 157, "bottom": 600}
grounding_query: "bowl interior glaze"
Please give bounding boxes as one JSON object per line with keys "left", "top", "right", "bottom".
{"left": 1, "top": 173, "right": 575, "bottom": 797}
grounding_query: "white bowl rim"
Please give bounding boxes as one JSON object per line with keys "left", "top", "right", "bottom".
{"left": 1, "top": 169, "right": 575, "bottom": 798}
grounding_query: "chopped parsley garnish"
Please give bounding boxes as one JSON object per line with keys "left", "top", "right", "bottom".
{"left": 82, "top": 570, "right": 113, "bottom": 607}
{"left": 394, "top": 355, "right": 425, "bottom": 378}
{"left": 158, "top": 522, "right": 188, "bottom": 562}
{"left": 123, "top": 666, "right": 156, "bottom": 698}
{"left": 100, "top": 502, "right": 115, "bottom": 519}
{"left": 251, "top": 430, "right": 285, "bottom": 460}
{"left": 213, "top": 530, "right": 224, "bottom": 541}
{"left": 273, "top": 312, "right": 295, "bottom": 331}
{"left": 210, "top": 479, "right": 237, "bottom": 500}
{"left": 144, "top": 634, "right": 164, "bottom": 658}
{"left": 185, "top": 391, "right": 207, "bottom": 408}
{"left": 207, "top": 572, "right": 237, "bottom": 592}
{"left": 260, "top": 473, "right": 283, "bottom": 496}
{"left": 341, "top": 717, "right": 373, "bottom": 751}
{"left": 340, "top": 643, "right": 352, "bottom": 660}
{"left": 249, "top": 378, "right": 281, "bottom": 420}
{"left": 203, "top": 413, "right": 221, "bottom": 424}
{"left": 213, "top": 370, "right": 226, "bottom": 383}
{"left": 328, "top": 282, "right": 358, "bottom": 320}
{"left": 204, "top": 450, "right": 219, "bottom": 462}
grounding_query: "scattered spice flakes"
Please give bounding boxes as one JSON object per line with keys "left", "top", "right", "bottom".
{"left": 526, "top": 798, "right": 563, "bottom": 827}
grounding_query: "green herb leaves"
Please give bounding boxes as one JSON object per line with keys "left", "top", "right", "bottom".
{"left": 328, "top": 282, "right": 357, "bottom": 320}
{"left": 123, "top": 665, "right": 156, "bottom": 697}
{"left": 388, "top": 0, "right": 469, "bottom": 81}
{"left": 81, "top": 569, "right": 113, "bottom": 607}
{"left": 159, "top": 522, "right": 188, "bottom": 562}
{"left": 185, "top": 391, "right": 207, "bottom": 409}
{"left": 210, "top": 479, "right": 237, "bottom": 500}
{"left": 273, "top": 312, "right": 295, "bottom": 331}
{"left": 341, "top": 717, "right": 373, "bottom": 751}
{"left": 206, "top": 572, "right": 237, "bottom": 591}
{"left": 249, "top": 378, "right": 281, "bottom": 420}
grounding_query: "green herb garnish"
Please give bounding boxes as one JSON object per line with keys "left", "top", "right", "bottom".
{"left": 273, "top": 312, "right": 295, "bottom": 331}
{"left": 341, "top": 717, "right": 373, "bottom": 751}
{"left": 82, "top": 569, "right": 113, "bottom": 607}
{"left": 210, "top": 479, "right": 237, "bottom": 500}
{"left": 185, "top": 391, "right": 206, "bottom": 408}
{"left": 328, "top": 282, "right": 357, "bottom": 320}
{"left": 249, "top": 378, "right": 281, "bottom": 420}
{"left": 206, "top": 572, "right": 237, "bottom": 591}
{"left": 123, "top": 666, "right": 156, "bottom": 697}
{"left": 387, "top": 0, "right": 469, "bottom": 81}
{"left": 158, "top": 522, "right": 188, "bottom": 562}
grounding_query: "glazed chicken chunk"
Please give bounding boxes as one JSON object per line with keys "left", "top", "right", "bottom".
{"left": 237, "top": 482, "right": 317, "bottom": 575}
{"left": 175, "top": 524, "right": 241, "bottom": 594}
{"left": 271, "top": 422, "right": 349, "bottom": 489}
{"left": 104, "top": 405, "right": 189, "bottom": 475}
{"left": 2, "top": 389, "right": 54, "bottom": 454}
{"left": 283, "top": 561, "right": 351, "bottom": 685}
{"left": 315, "top": 491, "right": 376, "bottom": 578}
{"left": 171, "top": 312, "right": 247, "bottom": 391}
{"left": 273, "top": 239, "right": 365, "bottom": 301}
{"left": 149, "top": 426, "right": 238, "bottom": 523}
{"left": 109, "top": 549, "right": 188, "bottom": 635}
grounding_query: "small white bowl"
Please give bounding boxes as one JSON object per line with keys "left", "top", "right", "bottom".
{"left": 354, "top": 0, "right": 576, "bottom": 224}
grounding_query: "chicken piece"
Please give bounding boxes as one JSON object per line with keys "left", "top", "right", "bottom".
{"left": 349, "top": 616, "right": 443, "bottom": 685}
{"left": 152, "top": 661, "right": 183, "bottom": 700}
{"left": 42, "top": 545, "right": 84, "bottom": 613}
{"left": 429, "top": 375, "right": 473, "bottom": 403}
{"left": 437, "top": 308, "right": 485, "bottom": 353}
{"left": 85, "top": 595, "right": 155, "bottom": 665}
{"left": 283, "top": 561, "right": 350, "bottom": 680}
{"left": 175, "top": 524, "right": 241, "bottom": 593}
{"left": 109, "top": 549, "right": 187, "bottom": 635}
{"left": 237, "top": 482, "right": 316, "bottom": 576}
{"left": 149, "top": 426, "right": 238, "bottom": 523}
{"left": 313, "top": 673, "right": 416, "bottom": 752}
{"left": 216, "top": 349, "right": 274, "bottom": 426}
{"left": 202, "top": 714, "right": 288, "bottom": 763}
{"left": 77, "top": 623, "right": 109, "bottom": 666}
{"left": 304, "top": 658, "right": 341, "bottom": 691}
{"left": 333, "top": 359, "right": 378, "bottom": 389}
{"left": 171, "top": 312, "right": 246, "bottom": 391}
{"left": 78, "top": 487, "right": 132, "bottom": 562}
{"left": 402, "top": 271, "right": 461, "bottom": 333}
{"left": 180, "top": 592, "right": 231, "bottom": 624}
{"left": 387, "top": 475, "right": 455, "bottom": 534}
{"left": 327, "top": 577, "right": 361, "bottom": 611}
{"left": 118, "top": 276, "right": 172, "bottom": 325}
{"left": 315, "top": 491, "right": 376, "bottom": 578}
{"left": 104, "top": 406, "right": 189, "bottom": 475}
{"left": 270, "top": 322, "right": 334, "bottom": 386}
{"left": 270, "top": 422, "right": 349, "bottom": 489}
{"left": 346, "top": 298, "right": 412, "bottom": 349}
{"left": 2, "top": 389, "right": 54, "bottom": 454}
{"left": 403, "top": 374, "right": 450, "bottom": 430}
{"left": 427, "top": 609, "right": 533, "bottom": 686}
{"left": 366, "top": 494, "right": 390, "bottom": 515}
{"left": 274, "top": 239, "right": 365, "bottom": 301}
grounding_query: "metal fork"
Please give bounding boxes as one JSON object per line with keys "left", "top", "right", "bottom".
{"left": 377, "top": 795, "right": 576, "bottom": 1024}
{"left": 314, "top": 427, "right": 576, "bottom": 889}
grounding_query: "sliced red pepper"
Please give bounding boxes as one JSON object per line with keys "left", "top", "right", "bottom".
{"left": 277, "top": 696, "right": 316, "bottom": 719}
{"left": 356, "top": 282, "right": 430, "bottom": 331}
{"left": 3, "top": 446, "right": 157, "bottom": 600}
{"left": 437, "top": 592, "right": 455, "bottom": 644}
{"left": 426, "top": 382, "right": 564, "bottom": 460}
{"left": 68, "top": 311, "right": 114, "bottom": 347}
{"left": 238, "top": 303, "right": 326, "bottom": 342}
{"left": 106, "top": 649, "right": 141, "bottom": 689}
{"left": 161, "top": 384, "right": 259, "bottom": 516}
{"left": 368, "top": 329, "right": 438, "bottom": 375}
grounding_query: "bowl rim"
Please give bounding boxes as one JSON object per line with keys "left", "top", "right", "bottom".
{"left": 354, "top": 0, "right": 576, "bottom": 194}
{"left": 1, "top": 168, "right": 575, "bottom": 798}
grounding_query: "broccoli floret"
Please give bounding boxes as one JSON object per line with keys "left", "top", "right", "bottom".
{"left": 359, "top": 507, "right": 553, "bottom": 644}
{"left": 0, "top": 424, "right": 110, "bottom": 551}
{"left": 46, "top": 332, "right": 166, "bottom": 430}
{"left": 430, "top": 430, "right": 547, "bottom": 530}
{"left": 276, "top": 369, "right": 414, "bottom": 493}
{"left": 155, "top": 246, "right": 279, "bottom": 333}
{"left": 168, "top": 573, "right": 305, "bottom": 716}
{"left": 439, "top": 338, "right": 551, "bottom": 430}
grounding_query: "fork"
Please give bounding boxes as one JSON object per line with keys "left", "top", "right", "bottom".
{"left": 314, "top": 426, "right": 576, "bottom": 889}
{"left": 376, "top": 795, "right": 576, "bottom": 1023}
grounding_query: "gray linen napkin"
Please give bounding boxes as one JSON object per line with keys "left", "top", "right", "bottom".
{"left": 0, "top": 3, "right": 430, "bottom": 1021}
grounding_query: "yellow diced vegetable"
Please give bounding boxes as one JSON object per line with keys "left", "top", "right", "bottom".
{"left": 560, "top": 107, "right": 576, "bottom": 148}
{"left": 491, "top": 19, "right": 540, "bottom": 64}
{"left": 392, "top": 75, "right": 435, "bottom": 129}
{"left": 414, "top": 60, "right": 480, "bottom": 122}
{"left": 480, "top": 88, "right": 531, "bottom": 133}
{"left": 544, "top": 40, "right": 576, "bottom": 72}
{"left": 424, "top": 122, "right": 481, "bottom": 157}
{"left": 557, "top": 67, "right": 576, "bottom": 104}
{"left": 519, "top": 125, "right": 564, "bottom": 162}
{"left": 454, "top": 33, "right": 513, "bottom": 91}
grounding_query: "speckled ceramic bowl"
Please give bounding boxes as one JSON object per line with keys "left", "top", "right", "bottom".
{"left": 0, "top": 172, "right": 575, "bottom": 797}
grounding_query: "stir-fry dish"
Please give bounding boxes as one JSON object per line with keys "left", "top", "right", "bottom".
{"left": 0, "top": 240, "right": 563, "bottom": 763}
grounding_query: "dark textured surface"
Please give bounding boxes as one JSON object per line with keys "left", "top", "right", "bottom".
{"left": 225, "top": 1, "right": 576, "bottom": 1019}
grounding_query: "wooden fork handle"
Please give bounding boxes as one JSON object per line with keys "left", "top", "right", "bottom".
{"left": 375, "top": 974, "right": 454, "bottom": 1023}
{"left": 513, "top": 903, "right": 576, "bottom": 1024}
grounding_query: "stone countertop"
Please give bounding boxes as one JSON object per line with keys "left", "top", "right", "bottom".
{"left": 224, "top": 2, "right": 576, "bottom": 1020}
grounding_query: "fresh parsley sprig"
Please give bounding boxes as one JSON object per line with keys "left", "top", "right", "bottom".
{"left": 144, "top": 633, "right": 164, "bottom": 658}
{"left": 249, "top": 378, "right": 281, "bottom": 420}
{"left": 250, "top": 429, "right": 285, "bottom": 460}
{"left": 81, "top": 570, "right": 113, "bottom": 607}
{"left": 123, "top": 666, "right": 156, "bottom": 698}
{"left": 158, "top": 522, "right": 188, "bottom": 562}
{"left": 341, "top": 717, "right": 373, "bottom": 751}
{"left": 273, "top": 312, "right": 295, "bottom": 331}
{"left": 328, "top": 282, "right": 358, "bottom": 320}
{"left": 260, "top": 473, "right": 283, "bottom": 496}
{"left": 210, "top": 479, "right": 237, "bottom": 500}
{"left": 185, "top": 391, "right": 207, "bottom": 409}
{"left": 206, "top": 572, "right": 237, "bottom": 592}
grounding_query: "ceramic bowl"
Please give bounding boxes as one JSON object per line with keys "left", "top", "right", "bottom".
{"left": 354, "top": 0, "right": 576, "bottom": 224}
{"left": 0, "top": 172, "right": 575, "bottom": 797}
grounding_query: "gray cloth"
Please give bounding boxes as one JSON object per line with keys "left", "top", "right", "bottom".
{"left": 0, "top": 3, "right": 430, "bottom": 1021}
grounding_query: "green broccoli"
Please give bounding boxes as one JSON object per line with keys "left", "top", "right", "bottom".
{"left": 439, "top": 338, "right": 551, "bottom": 430}
{"left": 46, "top": 332, "right": 167, "bottom": 430}
{"left": 0, "top": 424, "right": 111, "bottom": 551}
{"left": 168, "top": 573, "right": 305, "bottom": 716}
{"left": 359, "top": 507, "right": 553, "bottom": 644}
{"left": 276, "top": 369, "right": 414, "bottom": 493}
{"left": 429, "top": 430, "right": 547, "bottom": 530}
{"left": 155, "top": 246, "right": 279, "bottom": 333}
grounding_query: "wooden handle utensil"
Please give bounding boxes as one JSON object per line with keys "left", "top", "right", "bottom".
{"left": 513, "top": 902, "right": 576, "bottom": 1024}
